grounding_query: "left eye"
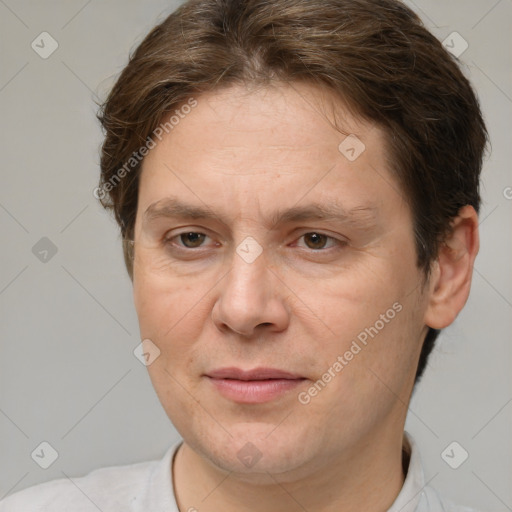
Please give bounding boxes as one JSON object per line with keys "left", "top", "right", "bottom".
{"left": 296, "top": 233, "right": 341, "bottom": 250}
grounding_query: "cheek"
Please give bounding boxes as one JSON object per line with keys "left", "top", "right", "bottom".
{"left": 308, "top": 255, "right": 424, "bottom": 381}
{"left": 312, "top": 262, "right": 400, "bottom": 333}
{"left": 133, "top": 270, "right": 206, "bottom": 360}
{"left": 134, "top": 274, "right": 208, "bottom": 418}
{"left": 298, "top": 301, "right": 423, "bottom": 449}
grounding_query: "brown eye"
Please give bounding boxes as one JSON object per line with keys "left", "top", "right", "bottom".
{"left": 179, "top": 232, "right": 207, "bottom": 248}
{"left": 303, "top": 233, "right": 329, "bottom": 250}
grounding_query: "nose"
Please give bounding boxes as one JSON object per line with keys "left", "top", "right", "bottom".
{"left": 211, "top": 245, "right": 289, "bottom": 337}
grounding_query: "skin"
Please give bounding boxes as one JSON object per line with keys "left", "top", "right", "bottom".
{"left": 131, "top": 81, "right": 479, "bottom": 512}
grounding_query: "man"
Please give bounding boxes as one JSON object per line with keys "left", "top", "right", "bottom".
{"left": 0, "top": 0, "right": 487, "bottom": 510}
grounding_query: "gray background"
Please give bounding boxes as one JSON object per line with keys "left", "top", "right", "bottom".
{"left": 0, "top": 0, "right": 511, "bottom": 510}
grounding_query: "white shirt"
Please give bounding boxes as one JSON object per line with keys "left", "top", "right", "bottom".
{"left": 0, "top": 432, "right": 480, "bottom": 511}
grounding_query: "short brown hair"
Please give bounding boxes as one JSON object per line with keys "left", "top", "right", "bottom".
{"left": 96, "top": 0, "right": 488, "bottom": 384}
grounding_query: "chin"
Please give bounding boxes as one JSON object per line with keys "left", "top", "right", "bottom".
{"left": 185, "top": 421, "right": 325, "bottom": 481}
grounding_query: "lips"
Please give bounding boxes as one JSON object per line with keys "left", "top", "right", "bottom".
{"left": 205, "top": 367, "right": 306, "bottom": 403}
{"left": 206, "top": 367, "right": 303, "bottom": 381}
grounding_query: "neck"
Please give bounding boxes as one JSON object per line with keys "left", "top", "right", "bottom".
{"left": 172, "top": 425, "right": 407, "bottom": 512}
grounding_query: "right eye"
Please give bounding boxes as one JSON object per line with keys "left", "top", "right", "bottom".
{"left": 163, "top": 231, "right": 215, "bottom": 249}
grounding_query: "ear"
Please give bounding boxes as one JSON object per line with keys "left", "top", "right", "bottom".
{"left": 423, "top": 205, "right": 480, "bottom": 329}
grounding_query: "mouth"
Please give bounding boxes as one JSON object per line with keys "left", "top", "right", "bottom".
{"left": 205, "top": 367, "right": 307, "bottom": 404}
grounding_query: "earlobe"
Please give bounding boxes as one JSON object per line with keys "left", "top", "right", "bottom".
{"left": 423, "top": 205, "right": 480, "bottom": 329}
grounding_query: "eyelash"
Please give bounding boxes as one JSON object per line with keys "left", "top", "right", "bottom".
{"left": 163, "top": 230, "right": 347, "bottom": 254}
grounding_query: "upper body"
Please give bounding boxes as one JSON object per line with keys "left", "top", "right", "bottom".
{"left": 0, "top": 432, "right": 480, "bottom": 512}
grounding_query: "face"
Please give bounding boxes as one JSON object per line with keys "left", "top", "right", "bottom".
{"left": 132, "top": 82, "right": 430, "bottom": 481}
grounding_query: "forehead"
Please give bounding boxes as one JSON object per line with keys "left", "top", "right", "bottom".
{"left": 165, "top": 81, "right": 377, "bottom": 156}
{"left": 136, "top": 81, "right": 403, "bottom": 226}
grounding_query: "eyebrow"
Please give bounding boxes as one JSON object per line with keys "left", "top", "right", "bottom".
{"left": 142, "top": 197, "right": 379, "bottom": 229}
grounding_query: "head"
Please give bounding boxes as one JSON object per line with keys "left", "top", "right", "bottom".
{"left": 96, "top": 0, "right": 487, "bottom": 479}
